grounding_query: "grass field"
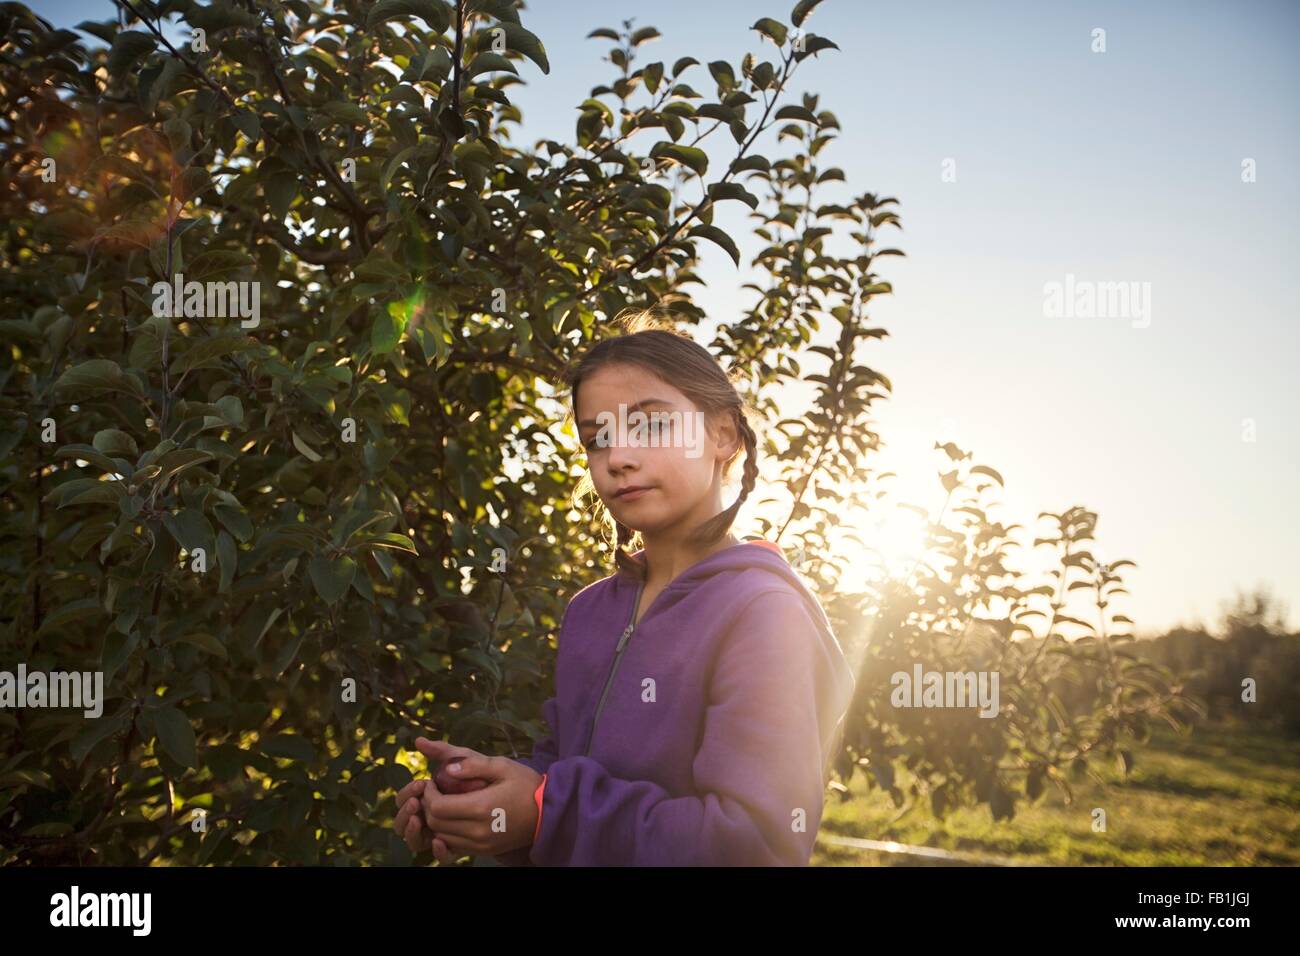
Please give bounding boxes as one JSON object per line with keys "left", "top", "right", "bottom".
{"left": 813, "top": 721, "right": 1300, "bottom": 866}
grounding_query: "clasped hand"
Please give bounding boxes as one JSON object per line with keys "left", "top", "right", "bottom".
{"left": 392, "top": 737, "right": 542, "bottom": 864}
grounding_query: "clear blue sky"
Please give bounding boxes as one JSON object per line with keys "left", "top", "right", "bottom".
{"left": 33, "top": 0, "right": 1299, "bottom": 634}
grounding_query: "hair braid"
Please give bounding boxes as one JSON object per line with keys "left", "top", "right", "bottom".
{"left": 613, "top": 518, "right": 642, "bottom": 576}
{"left": 689, "top": 407, "right": 759, "bottom": 548}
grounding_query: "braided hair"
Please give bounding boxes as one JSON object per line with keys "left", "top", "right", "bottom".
{"left": 563, "top": 308, "right": 760, "bottom": 578}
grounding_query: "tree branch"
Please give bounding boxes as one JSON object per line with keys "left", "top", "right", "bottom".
{"left": 113, "top": 0, "right": 238, "bottom": 110}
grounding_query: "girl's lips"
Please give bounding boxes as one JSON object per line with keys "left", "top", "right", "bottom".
{"left": 615, "top": 487, "right": 652, "bottom": 501}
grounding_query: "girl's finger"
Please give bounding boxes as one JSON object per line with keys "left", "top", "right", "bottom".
{"left": 414, "top": 737, "right": 483, "bottom": 767}
{"left": 442, "top": 754, "right": 503, "bottom": 782}
{"left": 434, "top": 833, "right": 477, "bottom": 863}
{"left": 395, "top": 794, "right": 425, "bottom": 837}
{"left": 421, "top": 785, "right": 483, "bottom": 823}
{"left": 394, "top": 795, "right": 416, "bottom": 836}
{"left": 420, "top": 812, "right": 480, "bottom": 840}
{"left": 394, "top": 778, "right": 428, "bottom": 810}
{"left": 404, "top": 814, "right": 425, "bottom": 853}
{"left": 431, "top": 836, "right": 453, "bottom": 864}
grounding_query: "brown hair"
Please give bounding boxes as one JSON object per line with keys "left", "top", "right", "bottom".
{"left": 562, "top": 308, "right": 759, "bottom": 577}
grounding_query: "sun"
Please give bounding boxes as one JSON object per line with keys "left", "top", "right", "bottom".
{"left": 832, "top": 496, "right": 933, "bottom": 593}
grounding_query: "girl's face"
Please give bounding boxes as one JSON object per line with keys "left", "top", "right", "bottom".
{"left": 574, "top": 362, "right": 738, "bottom": 539}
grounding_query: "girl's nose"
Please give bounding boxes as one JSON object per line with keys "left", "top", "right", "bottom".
{"left": 606, "top": 440, "right": 641, "bottom": 470}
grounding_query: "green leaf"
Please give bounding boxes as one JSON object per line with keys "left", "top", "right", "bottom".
{"left": 751, "top": 18, "right": 789, "bottom": 45}
{"left": 187, "top": 2, "right": 260, "bottom": 31}
{"left": 261, "top": 734, "right": 316, "bottom": 763}
{"left": 321, "top": 101, "right": 369, "bottom": 125}
{"left": 164, "top": 508, "right": 216, "bottom": 556}
{"left": 371, "top": 304, "right": 406, "bottom": 354}
{"left": 69, "top": 709, "right": 131, "bottom": 765}
{"left": 52, "top": 359, "right": 141, "bottom": 397}
{"left": 649, "top": 142, "right": 708, "bottom": 176}
{"left": 164, "top": 117, "right": 191, "bottom": 151}
{"left": 475, "top": 0, "right": 521, "bottom": 23}
{"left": 253, "top": 607, "right": 283, "bottom": 650}
{"left": 411, "top": 322, "right": 444, "bottom": 367}
{"left": 1117, "top": 750, "right": 1135, "bottom": 776}
{"left": 688, "top": 225, "right": 741, "bottom": 266}
{"left": 791, "top": 0, "right": 824, "bottom": 27}
{"left": 155, "top": 449, "right": 213, "bottom": 486}
{"left": 730, "top": 155, "right": 771, "bottom": 173}
{"left": 153, "top": 706, "right": 197, "bottom": 768}
{"left": 292, "top": 431, "right": 323, "bottom": 463}
{"left": 708, "top": 60, "right": 736, "bottom": 91}
{"left": 366, "top": 0, "right": 450, "bottom": 31}
{"left": 989, "top": 785, "right": 1015, "bottom": 821}
{"left": 24, "top": 822, "right": 75, "bottom": 837}
{"left": 233, "top": 109, "right": 261, "bottom": 142}
{"left": 213, "top": 504, "right": 254, "bottom": 543}
{"left": 215, "top": 395, "right": 244, "bottom": 425}
{"left": 498, "top": 22, "right": 550, "bottom": 74}
{"left": 355, "top": 532, "right": 418, "bottom": 555}
{"left": 47, "top": 477, "right": 119, "bottom": 508}
{"left": 775, "top": 104, "right": 819, "bottom": 123}
{"left": 142, "top": 57, "right": 181, "bottom": 112}
{"left": 309, "top": 554, "right": 356, "bottom": 605}
{"left": 793, "top": 34, "right": 838, "bottom": 61}
{"left": 169, "top": 334, "right": 260, "bottom": 376}
{"left": 128, "top": 314, "right": 168, "bottom": 368}
{"left": 36, "top": 597, "right": 101, "bottom": 635}
{"left": 0, "top": 769, "right": 54, "bottom": 790}
{"left": 707, "top": 182, "right": 759, "bottom": 209}
{"left": 187, "top": 249, "right": 255, "bottom": 282}
{"left": 643, "top": 61, "right": 664, "bottom": 93}
{"left": 970, "top": 465, "right": 1005, "bottom": 487}
{"left": 264, "top": 171, "right": 298, "bottom": 219}
{"left": 217, "top": 530, "right": 237, "bottom": 593}
{"left": 196, "top": 824, "right": 230, "bottom": 864}
{"left": 380, "top": 145, "right": 421, "bottom": 195}
{"left": 107, "top": 30, "right": 155, "bottom": 75}
{"left": 93, "top": 429, "right": 138, "bottom": 458}
{"left": 269, "top": 629, "right": 305, "bottom": 678}
{"left": 170, "top": 632, "right": 228, "bottom": 659}
{"left": 465, "top": 52, "right": 518, "bottom": 80}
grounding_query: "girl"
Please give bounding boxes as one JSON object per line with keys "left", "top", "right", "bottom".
{"left": 392, "top": 312, "right": 856, "bottom": 865}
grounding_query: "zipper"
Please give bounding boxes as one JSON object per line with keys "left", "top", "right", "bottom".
{"left": 581, "top": 577, "right": 645, "bottom": 757}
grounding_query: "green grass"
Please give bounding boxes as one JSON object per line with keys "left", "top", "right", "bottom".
{"left": 813, "top": 721, "right": 1300, "bottom": 866}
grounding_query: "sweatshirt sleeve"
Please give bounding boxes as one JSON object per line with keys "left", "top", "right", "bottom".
{"left": 526, "top": 589, "right": 836, "bottom": 866}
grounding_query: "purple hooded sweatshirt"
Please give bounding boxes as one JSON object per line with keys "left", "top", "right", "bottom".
{"left": 493, "top": 540, "right": 856, "bottom": 866}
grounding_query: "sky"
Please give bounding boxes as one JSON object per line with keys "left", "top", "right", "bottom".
{"left": 31, "top": 0, "right": 1300, "bottom": 635}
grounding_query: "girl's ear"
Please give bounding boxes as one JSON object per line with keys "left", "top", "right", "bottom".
{"left": 707, "top": 407, "right": 742, "bottom": 463}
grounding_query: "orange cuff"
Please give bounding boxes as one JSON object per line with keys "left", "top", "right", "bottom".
{"left": 532, "top": 773, "right": 547, "bottom": 844}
